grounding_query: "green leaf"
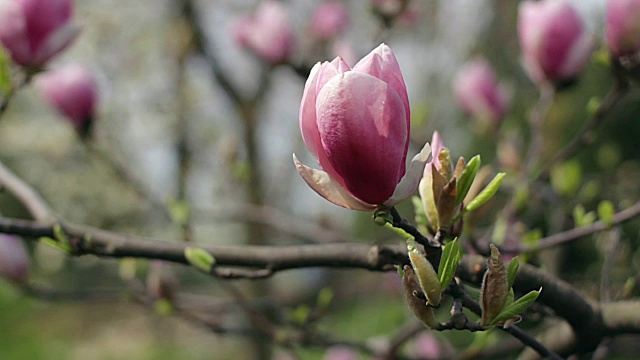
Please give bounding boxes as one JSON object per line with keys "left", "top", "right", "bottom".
{"left": 573, "top": 204, "right": 596, "bottom": 227}
{"left": 505, "top": 288, "right": 515, "bottom": 308}
{"left": 597, "top": 200, "right": 615, "bottom": 227}
{"left": 184, "top": 247, "right": 215, "bottom": 274}
{"left": 489, "top": 288, "right": 542, "bottom": 326}
{"left": 551, "top": 160, "right": 582, "bottom": 197}
{"left": 438, "top": 238, "right": 460, "bottom": 292}
{"left": 0, "top": 46, "right": 11, "bottom": 97}
{"left": 167, "top": 198, "right": 191, "bottom": 226}
{"left": 586, "top": 96, "right": 602, "bottom": 116}
{"left": 465, "top": 173, "right": 506, "bottom": 212}
{"left": 507, "top": 257, "right": 519, "bottom": 288}
{"left": 38, "top": 237, "right": 71, "bottom": 253}
{"left": 456, "top": 155, "right": 480, "bottom": 204}
{"left": 317, "top": 288, "right": 333, "bottom": 310}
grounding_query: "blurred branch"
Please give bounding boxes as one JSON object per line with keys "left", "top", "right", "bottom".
{"left": 535, "top": 81, "right": 628, "bottom": 181}
{"left": 179, "top": 0, "right": 242, "bottom": 105}
{"left": 193, "top": 204, "right": 348, "bottom": 243}
{"left": 514, "top": 200, "right": 640, "bottom": 252}
{"left": 0, "top": 160, "right": 55, "bottom": 222}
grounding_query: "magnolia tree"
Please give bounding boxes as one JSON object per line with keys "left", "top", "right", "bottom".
{"left": 0, "top": 0, "right": 640, "bottom": 359}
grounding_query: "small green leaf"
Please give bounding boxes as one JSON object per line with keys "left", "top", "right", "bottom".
{"left": 489, "top": 288, "right": 542, "bottom": 326}
{"left": 465, "top": 173, "right": 506, "bottom": 212}
{"left": 291, "top": 304, "right": 311, "bottom": 325}
{"left": 0, "top": 46, "right": 12, "bottom": 96}
{"left": 551, "top": 160, "right": 582, "bottom": 197}
{"left": 456, "top": 155, "right": 480, "bottom": 204}
{"left": 52, "top": 224, "right": 69, "bottom": 245}
{"left": 597, "top": 200, "right": 615, "bottom": 227}
{"left": 39, "top": 237, "right": 71, "bottom": 253}
{"left": 167, "top": 198, "right": 191, "bottom": 226}
{"left": 438, "top": 238, "right": 460, "bottom": 292}
{"left": 573, "top": 204, "right": 596, "bottom": 227}
{"left": 507, "top": 257, "right": 519, "bottom": 288}
{"left": 184, "top": 247, "right": 215, "bottom": 274}
{"left": 505, "top": 288, "right": 515, "bottom": 308}
{"left": 586, "top": 96, "right": 602, "bottom": 116}
{"left": 395, "top": 265, "right": 404, "bottom": 279}
{"left": 317, "top": 288, "right": 333, "bottom": 309}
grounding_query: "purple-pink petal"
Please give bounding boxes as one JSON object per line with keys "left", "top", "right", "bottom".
{"left": 316, "top": 71, "right": 407, "bottom": 204}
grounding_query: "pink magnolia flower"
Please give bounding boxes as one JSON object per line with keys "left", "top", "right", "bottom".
{"left": 233, "top": 1, "right": 294, "bottom": 65}
{"left": 0, "top": 234, "right": 29, "bottom": 284}
{"left": 36, "top": 64, "right": 98, "bottom": 134}
{"left": 0, "top": 0, "right": 79, "bottom": 68}
{"left": 453, "top": 58, "right": 509, "bottom": 123}
{"left": 294, "top": 44, "right": 431, "bottom": 211}
{"left": 606, "top": 0, "right": 640, "bottom": 57}
{"left": 309, "top": 0, "right": 349, "bottom": 41}
{"left": 518, "top": 0, "right": 592, "bottom": 85}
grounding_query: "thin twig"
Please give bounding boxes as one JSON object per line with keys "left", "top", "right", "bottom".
{"left": 535, "top": 81, "right": 628, "bottom": 181}
{"left": 515, "top": 201, "right": 640, "bottom": 252}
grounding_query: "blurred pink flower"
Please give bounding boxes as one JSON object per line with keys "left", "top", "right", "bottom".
{"left": 413, "top": 332, "right": 441, "bottom": 359}
{"left": 36, "top": 64, "right": 98, "bottom": 134}
{"left": 518, "top": 0, "right": 592, "bottom": 85}
{"left": 323, "top": 346, "right": 357, "bottom": 360}
{"left": 0, "top": 0, "right": 79, "bottom": 68}
{"left": 233, "top": 1, "right": 294, "bottom": 65}
{"left": 309, "top": 0, "right": 349, "bottom": 41}
{"left": 295, "top": 44, "right": 430, "bottom": 210}
{"left": 453, "top": 58, "right": 509, "bottom": 123}
{"left": 606, "top": 0, "right": 640, "bottom": 57}
{"left": 0, "top": 234, "right": 29, "bottom": 284}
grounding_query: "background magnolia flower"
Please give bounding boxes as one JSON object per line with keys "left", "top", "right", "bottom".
{"left": 36, "top": 64, "right": 98, "bottom": 135}
{"left": 453, "top": 58, "right": 509, "bottom": 124}
{"left": 518, "top": 0, "right": 592, "bottom": 85}
{"left": 309, "top": 0, "right": 349, "bottom": 41}
{"left": 295, "top": 44, "right": 430, "bottom": 211}
{"left": 0, "top": 0, "right": 79, "bottom": 68}
{"left": 606, "top": 0, "right": 640, "bottom": 57}
{"left": 0, "top": 234, "right": 29, "bottom": 284}
{"left": 233, "top": 0, "right": 294, "bottom": 65}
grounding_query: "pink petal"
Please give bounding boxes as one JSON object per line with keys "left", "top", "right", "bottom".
{"left": 353, "top": 44, "right": 410, "bottom": 142}
{"left": 293, "top": 154, "right": 376, "bottom": 211}
{"left": 299, "top": 61, "right": 349, "bottom": 189}
{"left": 316, "top": 71, "right": 407, "bottom": 204}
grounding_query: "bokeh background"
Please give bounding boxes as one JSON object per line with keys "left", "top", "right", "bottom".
{"left": 1, "top": 0, "right": 640, "bottom": 359}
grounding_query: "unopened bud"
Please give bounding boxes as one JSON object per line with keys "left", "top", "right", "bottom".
{"left": 403, "top": 265, "right": 439, "bottom": 329}
{"left": 0, "top": 234, "right": 29, "bottom": 284}
{"left": 408, "top": 249, "right": 441, "bottom": 306}
{"left": 480, "top": 244, "right": 509, "bottom": 326}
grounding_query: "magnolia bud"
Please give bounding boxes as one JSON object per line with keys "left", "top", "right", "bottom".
{"left": 480, "top": 244, "right": 509, "bottom": 326}
{"left": 309, "top": 0, "right": 349, "bottom": 41}
{"left": 233, "top": 1, "right": 294, "bottom": 65}
{"left": 408, "top": 248, "right": 441, "bottom": 306}
{"left": 403, "top": 265, "right": 439, "bottom": 329}
{"left": 518, "top": 0, "right": 592, "bottom": 86}
{"left": 0, "top": 234, "right": 29, "bottom": 284}
{"left": 0, "top": 0, "right": 79, "bottom": 69}
{"left": 36, "top": 65, "right": 98, "bottom": 137}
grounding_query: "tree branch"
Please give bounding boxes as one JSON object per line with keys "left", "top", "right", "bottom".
{"left": 0, "top": 161, "right": 55, "bottom": 222}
